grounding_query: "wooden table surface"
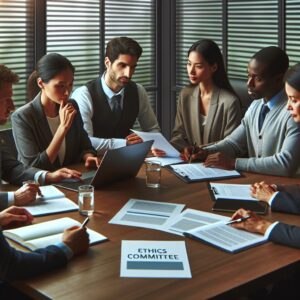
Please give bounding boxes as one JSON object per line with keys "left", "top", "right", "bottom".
{"left": 9, "top": 165, "right": 300, "bottom": 300}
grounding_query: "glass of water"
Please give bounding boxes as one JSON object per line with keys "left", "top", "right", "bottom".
{"left": 145, "top": 161, "right": 161, "bottom": 188}
{"left": 78, "top": 185, "right": 94, "bottom": 216}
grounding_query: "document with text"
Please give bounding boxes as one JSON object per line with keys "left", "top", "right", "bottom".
{"left": 165, "top": 209, "right": 229, "bottom": 236}
{"left": 210, "top": 183, "right": 256, "bottom": 201}
{"left": 184, "top": 219, "right": 268, "bottom": 253}
{"left": 121, "top": 240, "right": 191, "bottom": 278}
{"left": 109, "top": 199, "right": 185, "bottom": 231}
{"left": 169, "top": 163, "right": 241, "bottom": 182}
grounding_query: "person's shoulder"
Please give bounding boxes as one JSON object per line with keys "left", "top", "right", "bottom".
{"left": 12, "top": 100, "right": 35, "bottom": 119}
{"left": 179, "top": 85, "right": 197, "bottom": 98}
{"left": 218, "top": 88, "right": 240, "bottom": 104}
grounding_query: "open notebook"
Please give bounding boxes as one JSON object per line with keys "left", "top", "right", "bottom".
{"left": 3, "top": 217, "right": 107, "bottom": 251}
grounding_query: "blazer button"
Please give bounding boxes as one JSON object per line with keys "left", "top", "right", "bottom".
{"left": 258, "top": 135, "right": 262, "bottom": 139}
{"left": 258, "top": 155, "right": 261, "bottom": 158}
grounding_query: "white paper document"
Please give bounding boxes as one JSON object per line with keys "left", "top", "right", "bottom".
{"left": 170, "top": 163, "right": 240, "bottom": 181}
{"left": 165, "top": 209, "right": 229, "bottom": 236}
{"left": 120, "top": 240, "right": 192, "bottom": 278}
{"left": 210, "top": 183, "right": 256, "bottom": 201}
{"left": 145, "top": 156, "right": 183, "bottom": 167}
{"left": 109, "top": 199, "right": 185, "bottom": 231}
{"left": 185, "top": 220, "right": 268, "bottom": 253}
{"left": 131, "top": 129, "right": 180, "bottom": 157}
{"left": 22, "top": 185, "right": 78, "bottom": 216}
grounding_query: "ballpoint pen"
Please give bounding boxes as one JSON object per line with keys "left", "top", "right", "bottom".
{"left": 226, "top": 215, "right": 251, "bottom": 225}
{"left": 189, "top": 142, "right": 197, "bottom": 164}
{"left": 81, "top": 217, "right": 90, "bottom": 228}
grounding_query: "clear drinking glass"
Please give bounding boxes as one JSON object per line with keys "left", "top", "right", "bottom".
{"left": 145, "top": 161, "right": 161, "bottom": 188}
{"left": 78, "top": 185, "right": 94, "bottom": 216}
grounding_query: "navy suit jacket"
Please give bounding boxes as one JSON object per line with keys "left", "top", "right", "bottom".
{"left": 269, "top": 185, "right": 300, "bottom": 248}
{"left": 0, "top": 138, "right": 39, "bottom": 211}
{"left": 0, "top": 231, "right": 67, "bottom": 281}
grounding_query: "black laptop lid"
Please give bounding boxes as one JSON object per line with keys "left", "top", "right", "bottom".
{"left": 90, "top": 140, "right": 154, "bottom": 188}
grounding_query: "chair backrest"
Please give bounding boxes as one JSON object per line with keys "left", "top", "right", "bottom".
{"left": 0, "top": 128, "right": 18, "bottom": 158}
{"left": 230, "top": 79, "right": 253, "bottom": 117}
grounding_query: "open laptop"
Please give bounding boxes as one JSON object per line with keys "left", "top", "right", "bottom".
{"left": 55, "top": 140, "right": 154, "bottom": 191}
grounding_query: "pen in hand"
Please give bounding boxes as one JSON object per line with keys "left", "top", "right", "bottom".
{"left": 189, "top": 142, "right": 197, "bottom": 164}
{"left": 81, "top": 217, "right": 90, "bottom": 228}
{"left": 226, "top": 215, "right": 251, "bottom": 225}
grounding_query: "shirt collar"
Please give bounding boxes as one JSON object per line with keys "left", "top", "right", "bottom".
{"left": 262, "top": 89, "right": 285, "bottom": 110}
{"left": 101, "top": 72, "right": 124, "bottom": 102}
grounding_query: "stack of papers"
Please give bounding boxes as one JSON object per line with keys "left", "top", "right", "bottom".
{"left": 110, "top": 199, "right": 268, "bottom": 253}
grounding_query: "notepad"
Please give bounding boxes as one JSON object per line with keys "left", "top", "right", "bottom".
{"left": 167, "top": 163, "right": 241, "bottom": 182}
{"left": 184, "top": 215, "right": 268, "bottom": 253}
{"left": 22, "top": 185, "right": 78, "bottom": 216}
{"left": 3, "top": 217, "right": 107, "bottom": 251}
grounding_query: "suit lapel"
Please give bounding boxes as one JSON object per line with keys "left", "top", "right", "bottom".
{"left": 32, "top": 95, "right": 61, "bottom": 167}
{"left": 190, "top": 86, "right": 202, "bottom": 145}
{"left": 203, "top": 85, "right": 220, "bottom": 144}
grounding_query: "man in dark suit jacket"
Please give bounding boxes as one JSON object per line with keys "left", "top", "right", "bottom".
{"left": 0, "top": 64, "right": 82, "bottom": 210}
{"left": 0, "top": 206, "right": 89, "bottom": 299}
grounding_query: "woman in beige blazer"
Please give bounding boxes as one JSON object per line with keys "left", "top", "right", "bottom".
{"left": 153, "top": 39, "right": 241, "bottom": 155}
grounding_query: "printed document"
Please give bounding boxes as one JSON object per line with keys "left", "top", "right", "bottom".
{"left": 210, "top": 183, "right": 256, "bottom": 201}
{"left": 165, "top": 209, "right": 228, "bottom": 236}
{"left": 171, "top": 163, "right": 240, "bottom": 180}
{"left": 185, "top": 219, "right": 268, "bottom": 253}
{"left": 109, "top": 199, "right": 185, "bottom": 231}
{"left": 121, "top": 240, "right": 191, "bottom": 278}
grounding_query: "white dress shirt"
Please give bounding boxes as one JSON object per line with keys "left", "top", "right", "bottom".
{"left": 72, "top": 73, "right": 160, "bottom": 154}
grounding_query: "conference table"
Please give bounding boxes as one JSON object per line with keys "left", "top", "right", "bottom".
{"left": 8, "top": 164, "right": 300, "bottom": 300}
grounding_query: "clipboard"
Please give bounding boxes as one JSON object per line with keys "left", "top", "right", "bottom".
{"left": 165, "top": 165, "right": 241, "bottom": 183}
{"left": 208, "top": 182, "right": 268, "bottom": 215}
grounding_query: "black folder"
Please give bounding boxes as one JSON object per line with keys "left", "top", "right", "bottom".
{"left": 212, "top": 199, "right": 268, "bottom": 215}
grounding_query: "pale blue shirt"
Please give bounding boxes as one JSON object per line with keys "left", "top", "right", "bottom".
{"left": 7, "top": 170, "right": 47, "bottom": 206}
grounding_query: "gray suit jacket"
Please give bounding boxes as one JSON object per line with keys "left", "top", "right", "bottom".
{"left": 205, "top": 90, "right": 300, "bottom": 176}
{"left": 11, "top": 94, "right": 96, "bottom": 171}
{"left": 171, "top": 85, "right": 241, "bottom": 150}
{"left": 0, "top": 139, "right": 38, "bottom": 210}
{"left": 269, "top": 223, "right": 300, "bottom": 249}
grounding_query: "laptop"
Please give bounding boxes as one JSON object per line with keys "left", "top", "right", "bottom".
{"left": 55, "top": 140, "right": 154, "bottom": 191}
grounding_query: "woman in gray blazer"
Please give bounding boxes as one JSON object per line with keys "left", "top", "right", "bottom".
{"left": 153, "top": 39, "right": 241, "bottom": 155}
{"left": 11, "top": 53, "right": 99, "bottom": 171}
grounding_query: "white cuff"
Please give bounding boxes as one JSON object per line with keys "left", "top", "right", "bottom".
{"left": 264, "top": 221, "right": 279, "bottom": 239}
{"left": 34, "top": 171, "right": 47, "bottom": 185}
{"left": 7, "top": 192, "right": 15, "bottom": 206}
{"left": 268, "top": 191, "right": 279, "bottom": 206}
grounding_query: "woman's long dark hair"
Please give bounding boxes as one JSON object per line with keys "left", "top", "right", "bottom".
{"left": 27, "top": 53, "right": 75, "bottom": 100}
{"left": 284, "top": 63, "right": 300, "bottom": 91}
{"left": 188, "top": 39, "right": 236, "bottom": 95}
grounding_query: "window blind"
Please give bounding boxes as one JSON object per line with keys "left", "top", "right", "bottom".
{"left": 0, "top": 0, "right": 34, "bottom": 108}
{"left": 286, "top": 0, "right": 300, "bottom": 65}
{"left": 105, "top": 0, "right": 157, "bottom": 112}
{"left": 176, "top": 0, "right": 223, "bottom": 88}
{"left": 46, "top": 0, "right": 100, "bottom": 90}
{"left": 227, "top": 0, "right": 278, "bottom": 80}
